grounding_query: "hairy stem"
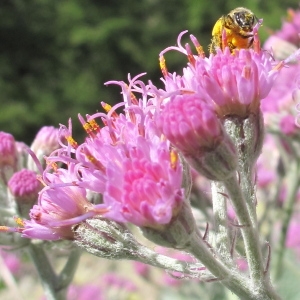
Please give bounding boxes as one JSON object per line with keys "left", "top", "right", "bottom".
{"left": 223, "top": 175, "right": 281, "bottom": 300}
{"left": 27, "top": 244, "right": 65, "bottom": 300}
{"left": 211, "top": 181, "right": 232, "bottom": 263}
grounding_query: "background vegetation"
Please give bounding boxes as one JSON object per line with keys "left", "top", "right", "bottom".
{"left": 0, "top": 0, "right": 299, "bottom": 144}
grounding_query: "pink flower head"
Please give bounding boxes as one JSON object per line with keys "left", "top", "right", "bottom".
{"left": 262, "top": 9, "right": 300, "bottom": 132}
{"left": 156, "top": 93, "right": 223, "bottom": 156}
{"left": 280, "top": 114, "right": 298, "bottom": 135}
{"left": 8, "top": 169, "right": 41, "bottom": 202}
{"left": 103, "top": 138, "right": 184, "bottom": 227}
{"left": 101, "top": 273, "right": 136, "bottom": 292}
{"left": 30, "top": 126, "right": 60, "bottom": 156}
{"left": 256, "top": 135, "right": 279, "bottom": 188}
{"left": 0, "top": 249, "right": 21, "bottom": 275}
{"left": 133, "top": 261, "right": 150, "bottom": 277}
{"left": 272, "top": 8, "right": 300, "bottom": 47}
{"left": 67, "top": 285, "right": 104, "bottom": 300}
{"left": 286, "top": 219, "right": 300, "bottom": 258}
{"left": 0, "top": 131, "right": 17, "bottom": 168}
{"left": 56, "top": 75, "right": 185, "bottom": 228}
{"left": 20, "top": 168, "right": 107, "bottom": 240}
{"left": 155, "top": 27, "right": 280, "bottom": 118}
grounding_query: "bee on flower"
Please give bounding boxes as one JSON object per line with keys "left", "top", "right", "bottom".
{"left": 209, "top": 7, "right": 258, "bottom": 53}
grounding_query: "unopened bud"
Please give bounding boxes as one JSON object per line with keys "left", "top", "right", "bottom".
{"left": 8, "top": 169, "right": 41, "bottom": 217}
{"left": 0, "top": 132, "right": 17, "bottom": 169}
{"left": 73, "top": 216, "right": 140, "bottom": 260}
{"left": 28, "top": 126, "right": 60, "bottom": 170}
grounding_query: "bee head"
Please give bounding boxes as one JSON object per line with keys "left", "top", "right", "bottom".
{"left": 232, "top": 8, "right": 256, "bottom": 31}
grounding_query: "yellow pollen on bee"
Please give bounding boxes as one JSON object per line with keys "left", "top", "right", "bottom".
{"left": 159, "top": 55, "right": 168, "bottom": 77}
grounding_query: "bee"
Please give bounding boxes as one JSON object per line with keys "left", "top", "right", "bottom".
{"left": 209, "top": 7, "right": 258, "bottom": 54}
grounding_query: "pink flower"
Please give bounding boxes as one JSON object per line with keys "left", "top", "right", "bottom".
{"left": 20, "top": 169, "right": 107, "bottom": 240}
{"left": 102, "top": 138, "right": 184, "bottom": 227}
{"left": 8, "top": 169, "right": 41, "bottom": 202}
{"left": 67, "top": 285, "right": 104, "bottom": 300}
{"left": 256, "top": 135, "right": 279, "bottom": 188}
{"left": 0, "top": 249, "right": 21, "bottom": 275}
{"left": 262, "top": 8, "right": 300, "bottom": 133}
{"left": 154, "top": 84, "right": 237, "bottom": 180}
{"left": 28, "top": 126, "right": 60, "bottom": 170}
{"left": 133, "top": 261, "right": 150, "bottom": 277}
{"left": 261, "top": 64, "right": 300, "bottom": 115}
{"left": 155, "top": 27, "right": 279, "bottom": 119}
{"left": 156, "top": 93, "right": 222, "bottom": 155}
{"left": 55, "top": 76, "right": 185, "bottom": 228}
{"left": 0, "top": 131, "right": 17, "bottom": 168}
{"left": 286, "top": 219, "right": 300, "bottom": 258}
{"left": 30, "top": 126, "right": 60, "bottom": 156}
{"left": 268, "top": 9, "right": 300, "bottom": 47}
{"left": 280, "top": 115, "right": 298, "bottom": 135}
{"left": 101, "top": 273, "right": 136, "bottom": 292}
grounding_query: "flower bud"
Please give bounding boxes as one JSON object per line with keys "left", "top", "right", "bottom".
{"left": 73, "top": 216, "right": 140, "bottom": 260}
{"left": 157, "top": 94, "right": 238, "bottom": 181}
{"left": 8, "top": 169, "right": 42, "bottom": 217}
{"left": 28, "top": 126, "right": 60, "bottom": 170}
{"left": 0, "top": 132, "right": 17, "bottom": 169}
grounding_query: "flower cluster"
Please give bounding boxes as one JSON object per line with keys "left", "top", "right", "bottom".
{"left": 8, "top": 74, "right": 185, "bottom": 241}
{"left": 262, "top": 8, "right": 300, "bottom": 136}
{"left": 0, "top": 127, "right": 64, "bottom": 248}
{"left": 2, "top": 11, "right": 300, "bottom": 300}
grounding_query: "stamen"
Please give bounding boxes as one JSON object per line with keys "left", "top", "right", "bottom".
{"left": 45, "top": 159, "right": 58, "bottom": 172}
{"left": 170, "top": 149, "right": 178, "bottom": 170}
{"left": 66, "top": 135, "right": 78, "bottom": 149}
{"left": 185, "top": 43, "right": 196, "bottom": 66}
{"left": 101, "top": 102, "right": 118, "bottom": 118}
{"left": 14, "top": 216, "right": 25, "bottom": 227}
{"left": 243, "top": 66, "right": 251, "bottom": 79}
{"left": 82, "top": 148, "right": 106, "bottom": 172}
{"left": 87, "top": 118, "right": 101, "bottom": 134}
{"left": 125, "top": 85, "right": 139, "bottom": 105}
{"left": 138, "top": 123, "right": 145, "bottom": 137}
{"left": 159, "top": 55, "right": 168, "bottom": 78}
{"left": 190, "top": 34, "right": 205, "bottom": 58}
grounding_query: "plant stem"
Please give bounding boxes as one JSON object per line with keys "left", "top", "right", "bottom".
{"left": 223, "top": 175, "right": 281, "bottom": 300}
{"left": 27, "top": 243, "right": 65, "bottom": 300}
{"left": 58, "top": 248, "right": 81, "bottom": 290}
{"left": 186, "top": 231, "right": 279, "bottom": 300}
{"left": 211, "top": 181, "right": 232, "bottom": 263}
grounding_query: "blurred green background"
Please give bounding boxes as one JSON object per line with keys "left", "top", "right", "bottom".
{"left": 0, "top": 0, "right": 299, "bottom": 144}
